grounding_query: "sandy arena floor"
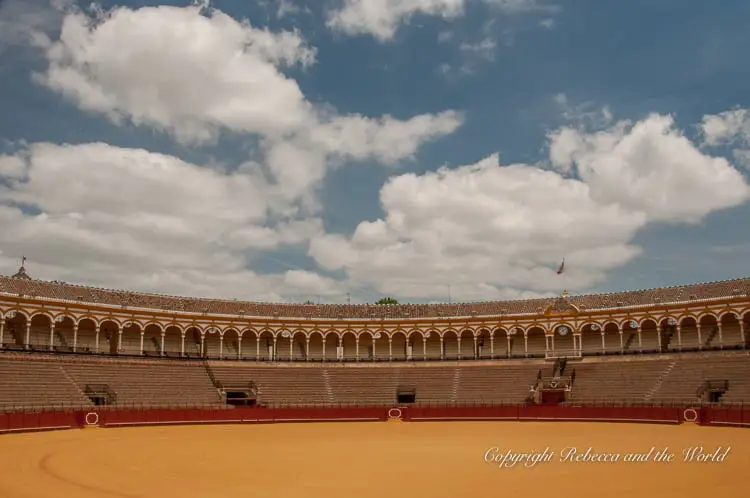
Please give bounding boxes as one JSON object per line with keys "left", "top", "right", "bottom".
{"left": 0, "top": 421, "right": 746, "bottom": 498}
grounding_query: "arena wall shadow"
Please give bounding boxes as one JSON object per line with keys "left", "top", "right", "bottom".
{"left": 2, "top": 405, "right": 749, "bottom": 434}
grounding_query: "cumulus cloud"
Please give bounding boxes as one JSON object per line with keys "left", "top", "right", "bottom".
{"left": 0, "top": 142, "right": 345, "bottom": 301}
{"left": 0, "top": 3, "right": 464, "bottom": 302}
{"left": 309, "top": 114, "right": 750, "bottom": 301}
{"left": 549, "top": 114, "right": 749, "bottom": 223}
{"left": 326, "top": 0, "right": 543, "bottom": 41}
{"left": 700, "top": 108, "right": 750, "bottom": 169}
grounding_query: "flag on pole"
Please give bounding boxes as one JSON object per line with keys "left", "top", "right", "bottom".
{"left": 556, "top": 258, "right": 565, "bottom": 275}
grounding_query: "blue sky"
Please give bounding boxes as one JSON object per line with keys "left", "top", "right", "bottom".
{"left": 0, "top": 0, "right": 749, "bottom": 303}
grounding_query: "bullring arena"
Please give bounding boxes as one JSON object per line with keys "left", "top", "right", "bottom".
{"left": 1, "top": 265, "right": 749, "bottom": 497}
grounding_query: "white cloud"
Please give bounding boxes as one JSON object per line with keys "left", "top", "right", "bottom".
{"left": 35, "top": 4, "right": 316, "bottom": 144}
{"left": 549, "top": 114, "right": 749, "bottom": 223}
{"left": 0, "top": 142, "right": 346, "bottom": 301}
{"left": 327, "top": 0, "right": 465, "bottom": 41}
{"left": 309, "top": 114, "right": 750, "bottom": 301}
{"left": 700, "top": 108, "right": 750, "bottom": 169}
{"left": 326, "top": 0, "right": 544, "bottom": 41}
{"left": 30, "top": 4, "right": 461, "bottom": 201}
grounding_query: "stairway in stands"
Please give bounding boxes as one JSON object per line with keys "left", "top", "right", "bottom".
{"left": 322, "top": 370, "right": 336, "bottom": 403}
{"left": 451, "top": 369, "right": 461, "bottom": 403}
{"left": 645, "top": 361, "right": 676, "bottom": 401}
{"left": 704, "top": 327, "right": 719, "bottom": 348}
{"left": 624, "top": 333, "right": 637, "bottom": 351}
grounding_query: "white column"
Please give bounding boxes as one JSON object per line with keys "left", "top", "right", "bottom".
{"left": 272, "top": 337, "right": 277, "bottom": 360}
{"left": 388, "top": 338, "right": 393, "bottom": 361}
{"left": 180, "top": 331, "right": 186, "bottom": 356}
{"left": 506, "top": 334, "right": 511, "bottom": 357}
{"left": 356, "top": 337, "right": 360, "bottom": 361}
{"left": 0, "top": 320, "right": 4, "bottom": 347}
{"left": 305, "top": 337, "right": 310, "bottom": 361}
{"left": 289, "top": 337, "right": 293, "bottom": 361}
{"left": 490, "top": 335, "right": 494, "bottom": 356}
{"left": 24, "top": 322, "right": 31, "bottom": 348}
{"left": 160, "top": 332, "right": 165, "bottom": 356}
{"left": 117, "top": 329, "right": 123, "bottom": 354}
{"left": 422, "top": 336, "right": 427, "bottom": 360}
{"left": 717, "top": 323, "right": 723, "bottom": 349}
{"left": 200, "top": 333, "right": 205, "bottom": 357}
{"left": 600, "top": 332, "right": 605, "bottom": 353}
{"left": 95, "top": 325, "right": 100, "bottom": 353}
{"left": 697, "top": 324, "right": 702, "bottom": 349}
{"left": 439, "top": 336, "right": 444, "bottom": 359}
{"left": 237, "top": 336, "right": 243, "bottom": 359}
{"left": 139, "top": 330, "right": 145, "bottom": 355}
{"left": 371, "top": 337, "right": 376, "bottom": 359}
{"left": 49, "top": 323, "right": 56, "bottom": 351}
{"left": 618, "top": 331, "right": 624, "bottom": 353}
{"left": 219, "top": 334, "right": 224, "bottom": 358}
{"left": 524, "top": 333, "right": 529, "bottom": 357}
{"left": 657, "top": 327, "right": 662, "bottom": 350}
{"left": 676, "top": 325, "right": 682, "bottom": 350}
{"left": 321, "top": 337, "right": 326, "bottom": 360}
{"left": 637, "top": 326, "right": 642, "bottom": 350}
{"left": 457, "top": 336, "right": 462, "bottom": 357}
{"left": 740, "top": 321, "right": 746, "bottom": 348}
{"left": 473, "top": 336, "right": 478, "bottom": 358}
{"left": 72, "top": 324, "right": 79, "bottom": 352}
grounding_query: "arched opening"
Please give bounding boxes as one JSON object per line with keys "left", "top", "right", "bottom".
{"left": 424, "top": 330, "right": 440, "bottom": 360}
{"left": 620, "top": 320, "right": 639, "bottom": 353}
{"left": 525, "top": 326, "right": 546, "bottom": 358}
{"left": 341, "top": 331, "right": 357, "bottom": 361}
{"left": 358, "top": 331, "right": 375, "bottom": 361}
{"left": 291, "top": 330, "right": 307, "bottom": 361}
{"left": 639, "top": 319, "right": 658, "bottom": 353}
{"left": 424, "top": 330, "right": 441, "bottom": 360}
{"left": 143, "top": 324, "right": 162, "bottom": 356}
{"left": 76, "top": 318, "right": 97, "bottom": 353}
{"left": 720, "top": 311, "right": 743, "bottom": 349}
{"left": 390, "top": 331, "right": 407, "bottom": 361}
{"left": 258, "top": 330, "right": 274, "bottom": 361}
{"left": 240, "top": 330, "right": 258, "bottom": 360}
{"left": 553, "top": 324, "right": 576, "bottom": 356}
{"left": 306, "top": 331, "right": 323, "bottom": 361}
{"left": 276, "top": 330, "right": 293, "bottom": 361}
{"left": 580, "top": 323, "right": 601, "bottom": 356}
{"left": 457, "top": 329, "right": 474, "bottom": 359}
{"left": 406, "top": 330, "right": 422, "bottom": 360}
{"left": 163, "top": 325, "right": 183, "bottom": 357}
{"left": 507, "top": 328, "right": 522, "bottom": 357}
{"left": 2, "top": 311, "right": 27, "bottom": 349}
{"left": 120, "top": 322, "right": 142, "bottom": 355}
{"left": 658, "top": 317, "right": 678, "bottom": 352}
{"left": 493, "top": 327, "right": 508, "bottom": 358}
{"left": 441, "top": 330, "right": 458, "bottom": 359}
{"left": 184, "top": 326, "right": 202, "bottom": 357}
{"left": 678, "top": 316, "right": 699, "bottom": 352}
{"left": 99, "top": 320, "right": 119, "bottom": 355}
{"left": 52, "top": 315, "right": 75, "bottom": 352}
{"left": 202, "top": 329, "right": 221, "bottom": 359}
{"left": 29, "top": 313, "right": 52, "bottom": 351}
{"left": 322, "top": 332, "right": 337, "bottom": 361}
{"left": 476, "top": 328, "right": 491, "bottom": 359}
{"left": 373, "top": 331, "right": 388, "bottom": 361}
{"left": 698, "top": 315, "right": 719, "bottom": 350}
{"left": 602, "top": 322, "right": 621, "bottom": 354}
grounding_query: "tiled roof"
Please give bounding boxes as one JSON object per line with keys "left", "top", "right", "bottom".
{"left": 0, "top": 274, "right": 747, "bottom": 319}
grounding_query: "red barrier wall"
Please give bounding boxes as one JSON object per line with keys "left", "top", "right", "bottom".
{"left": 1, "top": 405, "right": 747, "bottom": 434}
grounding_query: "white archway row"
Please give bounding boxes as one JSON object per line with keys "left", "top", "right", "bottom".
{"left": 0, "top": 303, "right": 747, "bottom": 361}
